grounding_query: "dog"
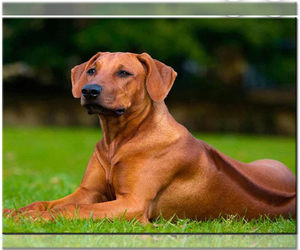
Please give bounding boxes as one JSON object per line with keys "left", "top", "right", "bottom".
{"left": 3, "top": 52, "right": 296, "bottom": 223}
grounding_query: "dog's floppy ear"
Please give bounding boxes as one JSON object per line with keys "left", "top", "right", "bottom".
{"left": 71, "top": 62, "right": 87, "bottom": 98}
{"left": 71, "top": 52, "right": 103, "bottom": 98}
{"left": 137, "top": 53, "right": 177, "bottom": 102}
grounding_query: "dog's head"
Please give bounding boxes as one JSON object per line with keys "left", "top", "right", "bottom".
{"left": 71, "top": 52, "right": 177, "bottom": 116}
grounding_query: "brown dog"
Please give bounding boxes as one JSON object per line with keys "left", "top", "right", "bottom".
{"left": 3, "top": 52, "right": 296, "bottom": 223}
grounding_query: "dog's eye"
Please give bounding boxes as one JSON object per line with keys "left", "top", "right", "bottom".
{"left": 87, "top": 68, "right": 96, "bottom": 76}
{"left": 117, "top": 70, "right": 132, "bottom": 77}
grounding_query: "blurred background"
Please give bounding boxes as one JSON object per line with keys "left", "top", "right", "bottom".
{"left": 3, "top": 18, "right": 296, "bottom": 135}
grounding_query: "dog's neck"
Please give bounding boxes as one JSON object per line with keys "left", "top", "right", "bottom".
{"left": 98, "top": 101, "right": 169, "bottom": 151}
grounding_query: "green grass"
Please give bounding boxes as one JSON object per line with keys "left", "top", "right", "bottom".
{"left": 3, "top": 214, "right": 296, "bottom": 234}
{"left": 3, "top": 126, "right": 296, "bottom": 234}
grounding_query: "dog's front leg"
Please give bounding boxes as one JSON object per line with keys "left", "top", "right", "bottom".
{"left": 21, "top": 196, "right": 150, "bottom": 224}
{"left": 3, "top": 152, "right": 108, "bottom": 218}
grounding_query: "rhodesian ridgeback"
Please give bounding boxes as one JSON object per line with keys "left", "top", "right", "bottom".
{"left": 3, "top": 52, "right": 296, "bottom": 223}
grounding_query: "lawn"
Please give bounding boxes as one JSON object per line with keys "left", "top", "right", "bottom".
{"left": 2, "top": 127, "right": 296, "bottom": 235}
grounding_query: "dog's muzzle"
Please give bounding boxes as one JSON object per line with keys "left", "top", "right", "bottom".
{"left": 81, "top": 84, "right": 125, "bottom": 116}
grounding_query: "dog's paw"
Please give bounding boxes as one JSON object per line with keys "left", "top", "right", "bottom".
{"left": 3, "top": 208, "right": 18, "bottom": 218}
{"left": 18, "top": 201, "right": 48, "bottom": 213}
{"left": 15, "top": 210, "right": 55, "bottom": 223}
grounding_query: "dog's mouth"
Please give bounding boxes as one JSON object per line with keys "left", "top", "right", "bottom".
{"left": 84, "top": 104, "right": 126, "bottom": 117}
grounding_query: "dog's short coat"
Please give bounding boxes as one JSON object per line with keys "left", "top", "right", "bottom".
{"left": 3, "top": 52, "right": 296, "bottom": 223}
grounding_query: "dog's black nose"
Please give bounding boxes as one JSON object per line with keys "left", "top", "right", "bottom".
{"left": 81, "top": 84, "right": 102, "bottom": 99}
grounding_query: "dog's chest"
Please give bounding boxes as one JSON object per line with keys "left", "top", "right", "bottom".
{"left": 103, "top": 162, "right": 116, "bottom": 200}
{"left": 106, "top": 182, "right": 116, "bottom": 201}
{"left": 97, "top": 151, "right": 117, "bottom": 201}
